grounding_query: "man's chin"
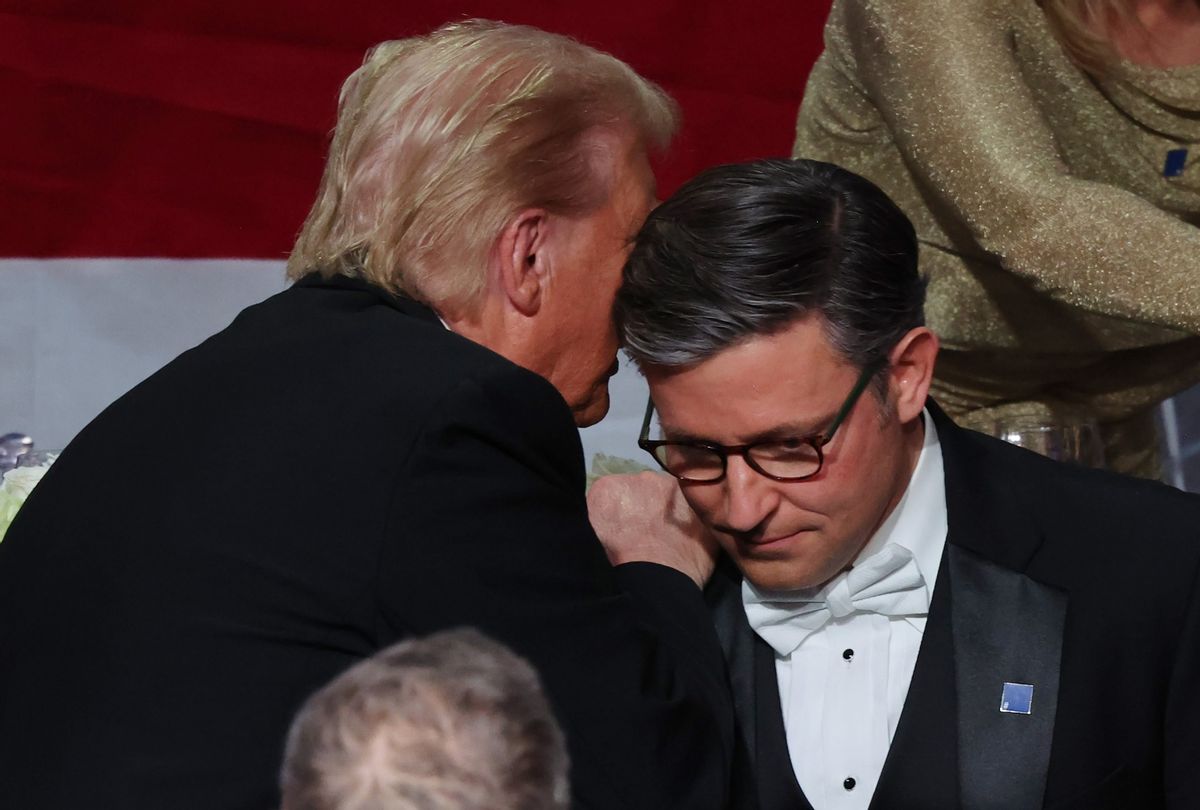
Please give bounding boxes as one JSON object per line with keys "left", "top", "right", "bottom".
{"left": 572, "top": 388, "right": 611, "bottom": 428}
{"left": 735, "top": 553, "right": 837, "bottom": 593}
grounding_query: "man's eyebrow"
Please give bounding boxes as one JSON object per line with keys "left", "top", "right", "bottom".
{"left": 657, "top": 425, "right": 711, "bottom": 444}
{"left": 660, "top": 414, "right": 836, "bottom": 445}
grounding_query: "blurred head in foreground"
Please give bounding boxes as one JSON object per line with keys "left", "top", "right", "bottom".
{"left": 281, "top": 628, "right": 568, "bottom": 810}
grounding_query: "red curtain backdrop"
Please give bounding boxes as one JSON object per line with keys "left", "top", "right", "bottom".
{"left": 0, "top": 1, "right": 831, "bottom": 259}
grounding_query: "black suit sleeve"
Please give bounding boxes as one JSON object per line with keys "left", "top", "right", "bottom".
{"left": 1166, "top": 552, "right": 1200, "bottom": 809}
{"left": 375, "top": 363, "right": 735, "bottom": 810}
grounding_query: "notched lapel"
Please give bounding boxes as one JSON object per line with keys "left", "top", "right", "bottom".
{"left": 706, "top": 562, "right": 766, "bottom": 810}
{"left": 706, "top": 560, "right": 813, "bottom": 810}
{"left": 950, "top": 544, "right": 1066, "bottom": 810}
{"left": 706, "top": 560, "right": 758, "bottom": 766}
{"left": 870, "top": 557, "right": 959, "bottom": 809}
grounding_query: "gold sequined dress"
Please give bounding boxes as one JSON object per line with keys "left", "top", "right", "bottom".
{"left": 794, "top": 0, "right": 1200, "bottom": 476}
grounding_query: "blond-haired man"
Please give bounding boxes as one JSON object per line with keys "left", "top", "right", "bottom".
{"left": 281, "top": 629, "right": 568, "bottom": 810}
{"left": 0, "top": 21, "right": 733, "bottom": 810}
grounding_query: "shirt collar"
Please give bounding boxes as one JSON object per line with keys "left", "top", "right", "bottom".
{"left": 852, "top": 408, "right": 948, "bottom": 602}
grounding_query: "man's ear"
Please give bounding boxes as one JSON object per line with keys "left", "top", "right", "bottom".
{"left": 886, "top": 326, "right": 939, "bottom": 423}
{"left": 495, "top": 208, "right": 549, "bottom": 317}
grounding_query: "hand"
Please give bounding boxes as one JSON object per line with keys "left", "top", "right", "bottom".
{"left": 587, "top": 471, "right": 719, "bottom": 589}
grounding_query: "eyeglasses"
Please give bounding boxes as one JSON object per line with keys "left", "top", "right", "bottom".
{"left": 637, "top": 360, "right": 884, "bottom": 483}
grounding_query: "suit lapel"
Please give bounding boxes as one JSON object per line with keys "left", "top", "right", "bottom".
{"left": 753, "top": 638, "right": 816, "bottom": 810}
{"left": 707, "top": 561, "right": 813, "bottom": 810}
{"left": 948, "top": 544, "right": 1066, "bottom": 810}
{"left": 706, "top": 561, "right": 764, "bottom": 810}
{"left": 869, "top": 554, "right": 960, "bottom": 809}
{"left": 932, "top": 404, "right": 1068, "bottom": 810}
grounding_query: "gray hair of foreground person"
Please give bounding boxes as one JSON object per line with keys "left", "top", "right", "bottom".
{"left": 280, "top": 629, "right": 569, "bottom": 810}
{"left": 616, "top": 158, "right": 925, "bottom": 394}
{"left": 286, "top": 19, "right": 678, "bottom": 318}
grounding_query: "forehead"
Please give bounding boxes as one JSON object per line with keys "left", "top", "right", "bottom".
{"left": 645, "top": 316, "right": 856, "bottom": 439}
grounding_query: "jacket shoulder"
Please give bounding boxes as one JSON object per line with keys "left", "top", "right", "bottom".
{"left": 945, "top": 421, "right": 1200, "bottom": 580}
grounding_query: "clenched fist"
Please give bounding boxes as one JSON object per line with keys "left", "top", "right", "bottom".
{"left": 587, "top": 471, "right": 719, "bottom": 589}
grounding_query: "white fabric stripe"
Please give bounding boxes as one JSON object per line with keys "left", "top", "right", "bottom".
{"left": 0, "top": 258, "right": 649, "bottom": 464}
{"left": 0, "top": 259, "right": 288, "bottom": 449}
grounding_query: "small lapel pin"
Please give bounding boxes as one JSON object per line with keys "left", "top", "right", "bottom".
{"left": 1164, "top": 148, "right": 1188, "bottom": 178}
{"left": 1000, "top": 682, "right": 1034, "bottom": 715}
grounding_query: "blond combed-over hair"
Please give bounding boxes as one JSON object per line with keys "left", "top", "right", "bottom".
{"left": 287, "top": 20, "right": 678, "bottom": 315}
{"left": 280, "top": 629, "right": 569, "bottom": 810}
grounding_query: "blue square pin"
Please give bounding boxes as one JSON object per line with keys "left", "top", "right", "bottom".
{"left": 1164, "top": 148, "right": 1188, "bottom": 178}
{"left": 1000, "top": 682, "right": 1034, "bottom": 715}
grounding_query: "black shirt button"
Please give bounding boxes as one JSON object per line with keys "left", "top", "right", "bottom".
{"left": 844, "top": 777, "right": 857, "bottom": 791}
{"left": 842, "top": 648, "right": 854, "bottom": 661}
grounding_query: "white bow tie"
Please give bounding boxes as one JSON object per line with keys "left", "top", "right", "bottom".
{"left": 742, "top": 544, "right": 929, "bottom": 657}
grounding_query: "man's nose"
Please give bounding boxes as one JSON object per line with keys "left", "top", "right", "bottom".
{"left": 722, "top": 455, "right": 779, "bottom": 533}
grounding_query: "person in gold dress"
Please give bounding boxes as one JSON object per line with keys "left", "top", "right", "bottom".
{"left": 794, "top": 0, "right": 1200, "bottom": 477}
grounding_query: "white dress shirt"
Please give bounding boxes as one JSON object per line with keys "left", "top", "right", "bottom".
{"left": 743, "top": 410, "right": 948, "bottom": 809}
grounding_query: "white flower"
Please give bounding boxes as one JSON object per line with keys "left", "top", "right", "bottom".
{"left": 0, "top": 463, "right": 53, "bottom": 543}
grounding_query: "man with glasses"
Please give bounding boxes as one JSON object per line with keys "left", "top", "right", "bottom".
{"left": 590, "top": 158, "right": 1200, "bottom": 809}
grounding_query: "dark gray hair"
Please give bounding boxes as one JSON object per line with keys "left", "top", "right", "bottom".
{"left": 617, "top": 158, "right": 925, "bottom": 375}
{"left": 280, "top": 628, "right": 569, "bottom": 810}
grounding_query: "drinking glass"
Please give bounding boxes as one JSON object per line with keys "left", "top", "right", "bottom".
{"left": 987, "top": 419, "right": 1105, "bottom": 468}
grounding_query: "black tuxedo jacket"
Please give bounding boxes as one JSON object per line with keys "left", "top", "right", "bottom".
{"left": 708, "top": 404, "right": 1200, "bottom": 810}
{"left": 0, "top": 275, "right": 734, "bottom": 810}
